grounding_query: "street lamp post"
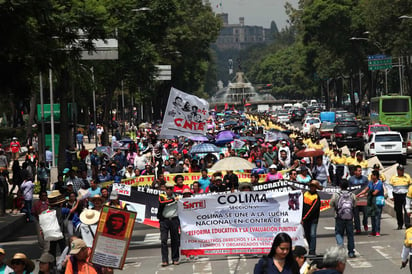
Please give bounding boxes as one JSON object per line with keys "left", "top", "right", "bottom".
{"left": 49, "top": 68, "right": 56, "bottom": 167}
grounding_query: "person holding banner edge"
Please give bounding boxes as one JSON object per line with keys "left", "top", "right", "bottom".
{"left": 301, "top": 180, "right": 322, "bottom": 256}
{"left": 158, "top": 182, "right": 180, "bottom": 267}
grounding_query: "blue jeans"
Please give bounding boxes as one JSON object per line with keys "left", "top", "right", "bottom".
{"left": 303, "top": 220, "right": 318, "bottom": 254}
{"left": 371, "top": 205, "right": 383, "bottom": 233}
{"left": 335, "top": 217, "right": 355, "bottom": 254}
{"left": 318, "top": 180, "right": 327, "bottom": 187}
{"left": 23, "top": 200, "right": 33, "bottom": 222}
{"left": 354, "top": 206, "right": 368, "bottom": 231}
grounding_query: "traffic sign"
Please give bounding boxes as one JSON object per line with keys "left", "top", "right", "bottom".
{"left": 368, "top": 55, "right": 392, "bottom": 71}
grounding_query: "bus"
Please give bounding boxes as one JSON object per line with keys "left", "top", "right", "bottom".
{"left": 370, "top": 95, "right": 412, "bottom": 133}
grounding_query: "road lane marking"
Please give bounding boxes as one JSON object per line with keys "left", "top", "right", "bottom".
{"left": 372, "top": 245, "right": 399, "bottom": 265}
{"left": 193, "top": 257, "right": 212, "bottom": 274}
{"left": 227, "top": 255, "right": 239, "bottom": 274}
{"left": 323, "top": 226, "right": 335, "bottom": 230}
{"left": 346, "top": 250, "right": 372, "bottom": 268}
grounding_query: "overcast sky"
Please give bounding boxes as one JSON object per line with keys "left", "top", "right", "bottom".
{"left": 209, "top": 0, "right": 299, "bottom": 29}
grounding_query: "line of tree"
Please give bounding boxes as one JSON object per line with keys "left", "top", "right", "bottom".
{"left": 0, "top": 0, "right": 221, "bottom": 170}
{"left": 240, "top": 0, "right": 412, "bottom": 110}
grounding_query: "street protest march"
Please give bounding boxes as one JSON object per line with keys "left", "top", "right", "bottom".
{"left": 160, "top": 87, "right": 209, "bottom": 137}
{"left": 177, "top": 190, "right": 305, "bottom": 256}
{"left": 113, "top": 179, "right": 368, "bottom": 233}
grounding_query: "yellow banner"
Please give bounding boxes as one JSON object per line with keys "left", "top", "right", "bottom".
{"left": 101, "top": 171, "right": 295, "bottom": 188}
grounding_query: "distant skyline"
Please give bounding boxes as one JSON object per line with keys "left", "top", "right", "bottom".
{"left": 210, "top": 0, "right": 299, "bottom": 29}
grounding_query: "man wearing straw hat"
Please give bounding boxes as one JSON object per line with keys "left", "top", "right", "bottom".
{"left": 0, "top": 247, "right": 12, "bottom": 274}
{"left": 48, "top": 190, "right": 69, "bottom": 260}
{"left": 7, "top": 252, "right": 34, "bottom": 274}
{"left": 78, "top": 209, "right": 100, "bottom": 248}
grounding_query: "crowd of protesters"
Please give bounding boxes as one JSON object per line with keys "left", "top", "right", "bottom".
{"left": 2, "top": 111, "right": 412, "bottom": 273}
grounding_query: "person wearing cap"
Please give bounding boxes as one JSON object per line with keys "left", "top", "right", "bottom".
{"left": 348, "top": 165, "right": 369, "bottom": 234}
{"left": 331, "top": 149, "right": 346, "bottom": 165}
{"left": 367, "top": 164, "right": 386, "bottom": 183}
{"left": 209, "top": 176, "right": 227, "bottom": 192}
{"left": 292, "top": 245, "right": 310, "bottom": 274}
{"left": 124, "top": 165, "right": 135, "bottom": 179}
{"left": 106, "top": 190, "right": 128, "bottom": 209}
{"left": 7, "top": 252, "right": 34, "bottom": 274}
{"left": 65, "top": 239, "right": 101, "bottom": 274}
{"left": 345, "top": 148, "right": 357, "bottom": 167}
{"left": 302, "top": 180, "right": 322, "bottom": 255}
{"left": 356, "top": 170, "right": 385, "bottom": 236}
{"left": 38, "top": 252, "right": 55, "bottom": 274}
{"left": 389, "top": 164, "right": 412, "bottom": 229}
{"left": 158, "top": 182, "right": 180, "bottom": 266}
{"left": 0, "top": 248, "right": 12, "bottom": 274}
{"left": 354, "top": 152, "right": 368, "bottom": 170}
{"left": 265, "top": 164, "right": 283, "bottom": 182}
{"left": 9, "top": 137, "right": 21, "bottom": 161}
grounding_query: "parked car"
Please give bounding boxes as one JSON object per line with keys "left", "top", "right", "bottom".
{"left": 364, "top": 131, "right": 407, "bottom": 164}
{"left": 319, "top": 122, "right": 336, "bottom": 139}
{"left": 331, "top": 124, "right": 364, "bottom": 149}
{"left": 364, "top": 124, "right": 391, "bottom": 142}
{"left": 302, "top": 117, "right": 321, "bottom": 134}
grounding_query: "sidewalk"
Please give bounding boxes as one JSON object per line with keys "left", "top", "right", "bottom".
{"left": 0, "top": 212, "right": 26, "bottom": 242}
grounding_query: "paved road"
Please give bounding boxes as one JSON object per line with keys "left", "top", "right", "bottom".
{"left": 1, "top": 209, "right": 407, "bottom": 273}
{"left": 2, "top": 124, "right": 411, "bottom": 273}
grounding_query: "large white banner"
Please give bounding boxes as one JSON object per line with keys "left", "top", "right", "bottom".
{"left": 160, "top": 87, "right": 209, "bottom": 137}
{"left": 178, "top": 191, "right": 305, "bottom": 256}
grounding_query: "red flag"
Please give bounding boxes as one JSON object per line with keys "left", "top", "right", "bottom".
{"left": 214, "top": 105, "right": 217, "bottom": 111}
{"left": 224, "top": 103, "right": 228, "bottom": 110}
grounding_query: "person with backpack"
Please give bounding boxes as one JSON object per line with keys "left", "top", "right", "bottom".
{"left": 330, "top": 179, "right": 357, "bottom": 258}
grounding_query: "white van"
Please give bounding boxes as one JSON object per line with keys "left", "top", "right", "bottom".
{"left": 310, "top": 99, "right": 317, "bottom": 106}
{"left": 283, "top": 103, "right": 293, "bottom": 109}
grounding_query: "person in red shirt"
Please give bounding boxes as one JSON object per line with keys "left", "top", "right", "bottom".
{"left": 78, "top": 145, "right": 89, "bottom": 161}
{"left": 10, "top": 137, "right": 21, "bottom": 160}
{"left": 172, "top": 175, "right": 190, "bottom": 193}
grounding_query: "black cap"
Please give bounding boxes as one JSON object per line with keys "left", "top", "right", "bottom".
{"left": 373, "top": 164, "right": 380, "bottom": 169}
{"left": 293, "top": 245, "right": 307, "bottom": 257}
